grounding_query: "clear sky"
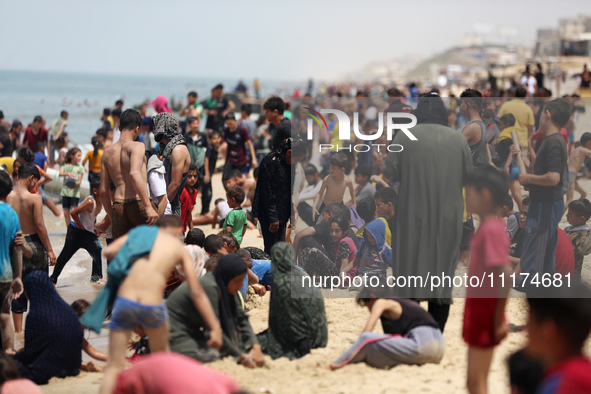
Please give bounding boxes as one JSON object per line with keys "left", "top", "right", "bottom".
{"left": 0, "top": 0, "right": 586, "bottom": 81}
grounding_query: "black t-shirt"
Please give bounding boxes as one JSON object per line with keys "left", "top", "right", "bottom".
{"left": 380, "top": 298, "right": 441, "bottom": 335}
{"left": 224, "top": 126, "right": 250, "bottom": 165}
{"left": 529, "top": 133, "right": 567, "bottom": 201}
{"left": 205, "top": 96, "right": 229, "bottom": 132}
{"left": 270, "top": 117, "right": 292, "bottom": 150}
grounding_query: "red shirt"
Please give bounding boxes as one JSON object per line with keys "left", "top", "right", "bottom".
{"left": 23, "top": 126, "right": 48, "bottom": 152}
{"left": 538, "top": 356, "right": 591, "bottom": 393}
{"left": 555, "top": 227, "right": 575, "bottom": 276}
{"left": 467, "top": 217, "right": 510, "bottom": 298}
{"left": 180, "top": 186, "right": 197, "bottom": 232}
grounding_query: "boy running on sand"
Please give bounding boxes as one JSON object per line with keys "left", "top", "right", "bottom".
{"left": 463, "top": 166, "right": 511, "bottom": 394}
{"left": 80, "top": 225, "right": 222, "bottom": 394}
{"left": 313, "top": 153, "right": 355, "bottom": 220}
{"left": 7, "top": 163, "right": 56, "bottom": 333}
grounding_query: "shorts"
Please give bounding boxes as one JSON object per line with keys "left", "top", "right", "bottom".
{"left": 23, "top": 234, "right": 48, "bottom": 272}
{"left": 112, "top": 199, "right": 157, "bottom": 239}
{"left": 110, "top": 296, "right": 168, "bottom": 331}
{"left": 38, "top": 187, "right": 50, "bottom": 204}
{"left": 62, "top": 196, "right": 80, "bottom": 210}
{"left": 569, "top": 171, "right": 576, "bottom": 191}
{"left": 88, "top": 171, "right": 101, "bottom": 184}
{"left": 462, "top": 298, "right": 500, "bottom": 348}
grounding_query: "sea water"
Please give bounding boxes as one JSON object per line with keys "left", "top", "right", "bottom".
{"left": 0, "top": 70, "right": 295, "bottom": 145}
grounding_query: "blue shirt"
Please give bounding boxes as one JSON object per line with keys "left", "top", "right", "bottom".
{"left": 33, "top": 152, "right": 47, "bottom": 169}
{"left": 0, "top": 202, "right": 21, "bottom": 282}
{"left": 251, "top": 260, "right": 272, "bottom": 285}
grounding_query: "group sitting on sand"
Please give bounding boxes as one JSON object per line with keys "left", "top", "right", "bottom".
{"left": 1, "top": 88, "right": 591, "bottom": 394}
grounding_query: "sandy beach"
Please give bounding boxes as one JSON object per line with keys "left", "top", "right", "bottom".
{"left": 33, "top": 148, "right": 591, "bottom": 393}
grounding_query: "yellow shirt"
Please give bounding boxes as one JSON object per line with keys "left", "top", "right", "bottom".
{"left": 0, "top": 157, "right": 16, "bottom": 175}
{"left": 497, "top": 99, "right": 535, "bottom": 147}
{"left": 83, "top": 150, "right": 103, "bottom": 173}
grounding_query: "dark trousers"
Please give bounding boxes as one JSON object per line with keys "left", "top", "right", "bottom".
{"left": 297, "top": 202, "right": 315, "bottom": 227}
{"left": 520, "top": 199, "right": 563, "bottom": 284}
{"left": 50, "top": 224, "right": 103, "bottom": 283}
{"left": 428, "top": 302, "right": 450, "bottom": 333}
{"left": 259, "top": 217, "right": 287, "bottom": 255}
{"left": 201, "top": 181, "right": 213, "bottom": 215}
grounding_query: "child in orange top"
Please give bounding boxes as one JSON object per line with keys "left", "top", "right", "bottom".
{"left": 83, "top": 136, "right": 103, "bottom": 184}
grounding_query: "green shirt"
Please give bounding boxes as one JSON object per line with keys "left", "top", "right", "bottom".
{"left": 50, "top": 118, "right": 67, "bottom": 138}
{"left": 60, "top": 163, "right": 85, "bottom": 198}
{"left": 225, "top": 208, "right": 247, "bottom": 245}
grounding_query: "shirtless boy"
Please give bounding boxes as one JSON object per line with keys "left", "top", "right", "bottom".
{"left": 99, "top": 109, "right": 158, "bottom": 239}
{"left": 94, "top": 225, "right": 223, "bottom": 394}
{"left": 566, "top": 133, "right": 591, "bottom": 209}
{"left": 223, "top": 169, "right": 256, "bottom": 208}
{"left": 313, "top": 153, "right": 355, "bottom": 220}
{"left": 7, "top": 163, "right": 56, "bottom": 332}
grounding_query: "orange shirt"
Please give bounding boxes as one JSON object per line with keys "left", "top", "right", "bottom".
{"left": 84, "top": 150, "right": 103, "bottom": 173}
{"left": 32, "top": 165, "right": 45, "bottom": 194}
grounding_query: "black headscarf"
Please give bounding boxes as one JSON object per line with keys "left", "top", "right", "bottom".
{"left": 412, "top": 92, "right": 448, "bottom": 126}
{"left": 213, "top": 254, "right": 247, "bottom": 345}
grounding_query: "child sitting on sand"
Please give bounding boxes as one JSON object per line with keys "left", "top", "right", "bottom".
{"left": 330, "top": 283, "right": 444, "bottom": 370}
{"left": 355, "top": 197, "right": 391, "bottom": 247}
{"left": 218, "top": 230, "right": 239, "bottom": 254}
{"left": 79, "top": 224, "right": 222, "bottom": 394}
{"left": 352, "top": 219, "right": 391, "bottom": 280}
{"left": 300, "top": 215, "right": 358, "bottom": 280}
{"left": 236, "top": 248, "right": 268, "bottom": 299}
{"left": 224, "top": 186, "right": 248, "bottom": 245}
{"left": 564, "top": 199, "right": 591, "bottom": 279}
{"left": 70, "top": 299, "right": 107, "bottom": 372}
{"left": 463, "top": 165, "right": 511, "bottom": 394}
{"left": 313, "top": 153, "right": 355, "bottom": 220}
{"left": 185, "top": 228, "right": 205, "bottom": 248}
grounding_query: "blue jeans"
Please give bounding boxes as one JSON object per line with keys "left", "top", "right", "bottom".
{"left": 519, "top": 199, "right": 563, "bottom": 281}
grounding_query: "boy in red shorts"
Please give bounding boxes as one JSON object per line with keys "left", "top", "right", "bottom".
{"left": 463, "top": 165, "right": 512, "bottom": 394}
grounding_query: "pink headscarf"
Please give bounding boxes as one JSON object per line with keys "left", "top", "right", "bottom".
{"left": 113, "top": 353, "right": 239, "bottom": 394}
{"left": 152, "top": 95, "right": 172, "bottom": 114}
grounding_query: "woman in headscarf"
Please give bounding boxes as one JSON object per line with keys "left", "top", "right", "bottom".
{"left": 166, "top": 254, "right": 264, "bottom": 367}
{"left": 256, "top": 243, "right": 328, "bottom": 360}
{"left": 13, "top": 271, "right": 83, "bottom": 384}
{"left": 152, "top": 95, "right": 172, "bottom": 114}
{"left": 383, "top": 93, "right": 473, "bottom": 331}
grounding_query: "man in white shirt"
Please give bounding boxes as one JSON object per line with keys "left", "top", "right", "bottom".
{"left": 297, "top": 164, "right": 323, "bottom": 226}
{"left": 520, "top": 69, "right": 537, "bottom": 97}
{"left": 147, "top": 154, "right": 172, "bottom": 217}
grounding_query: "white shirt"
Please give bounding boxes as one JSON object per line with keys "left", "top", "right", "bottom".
{"left": 217, "top": 201, "right": 231, "bottom": 221}
{"left": 520, "top": 75, "right": 537, "bottom": 96}
{"left": 112, "top": 126, "right": 121, "bottom": 144}
{"left": 299, "top": 180, "right": 323, "bottom": 202}
{"left": 147, "top": 171, "right": 172, "bottom": 215}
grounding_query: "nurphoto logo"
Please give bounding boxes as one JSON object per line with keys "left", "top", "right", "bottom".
{"left": 303, "top": 107, "right": 418, "bottom": 153}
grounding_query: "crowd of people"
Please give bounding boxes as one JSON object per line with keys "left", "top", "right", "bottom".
{"left": 0, "top": 72, "right": 591, "bottom": 394}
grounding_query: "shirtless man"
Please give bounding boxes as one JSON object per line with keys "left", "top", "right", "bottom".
{"left": 99, "top": 109, "right": 158, "bottom": 240}
{"left": 566, "top": 132, "right": 591, "bottom": 209}
{"left": 96, "top": 224, "right": 222, "bottom": 394}
{"left": 313, "top": 152, "right": 355, "bottom": 220}
{"left": 7, "top": 163, "right": 55, "bottom": 333}
{"left": 153, "top": 112, "right": 191, "bottom": 217}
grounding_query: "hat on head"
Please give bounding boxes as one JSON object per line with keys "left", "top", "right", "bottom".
{"left": 153, "top": 112, "right": 178, "bottom": 143}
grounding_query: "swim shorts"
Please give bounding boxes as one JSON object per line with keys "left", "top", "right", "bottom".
{"left": 112, "top": 199, "right": 157, "bottom": 239}
{"left": 110, "top": 296, "right": 168, "bottom": 331}
{"left": 23, "top": 234, "right": 48, "bottom": 272}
